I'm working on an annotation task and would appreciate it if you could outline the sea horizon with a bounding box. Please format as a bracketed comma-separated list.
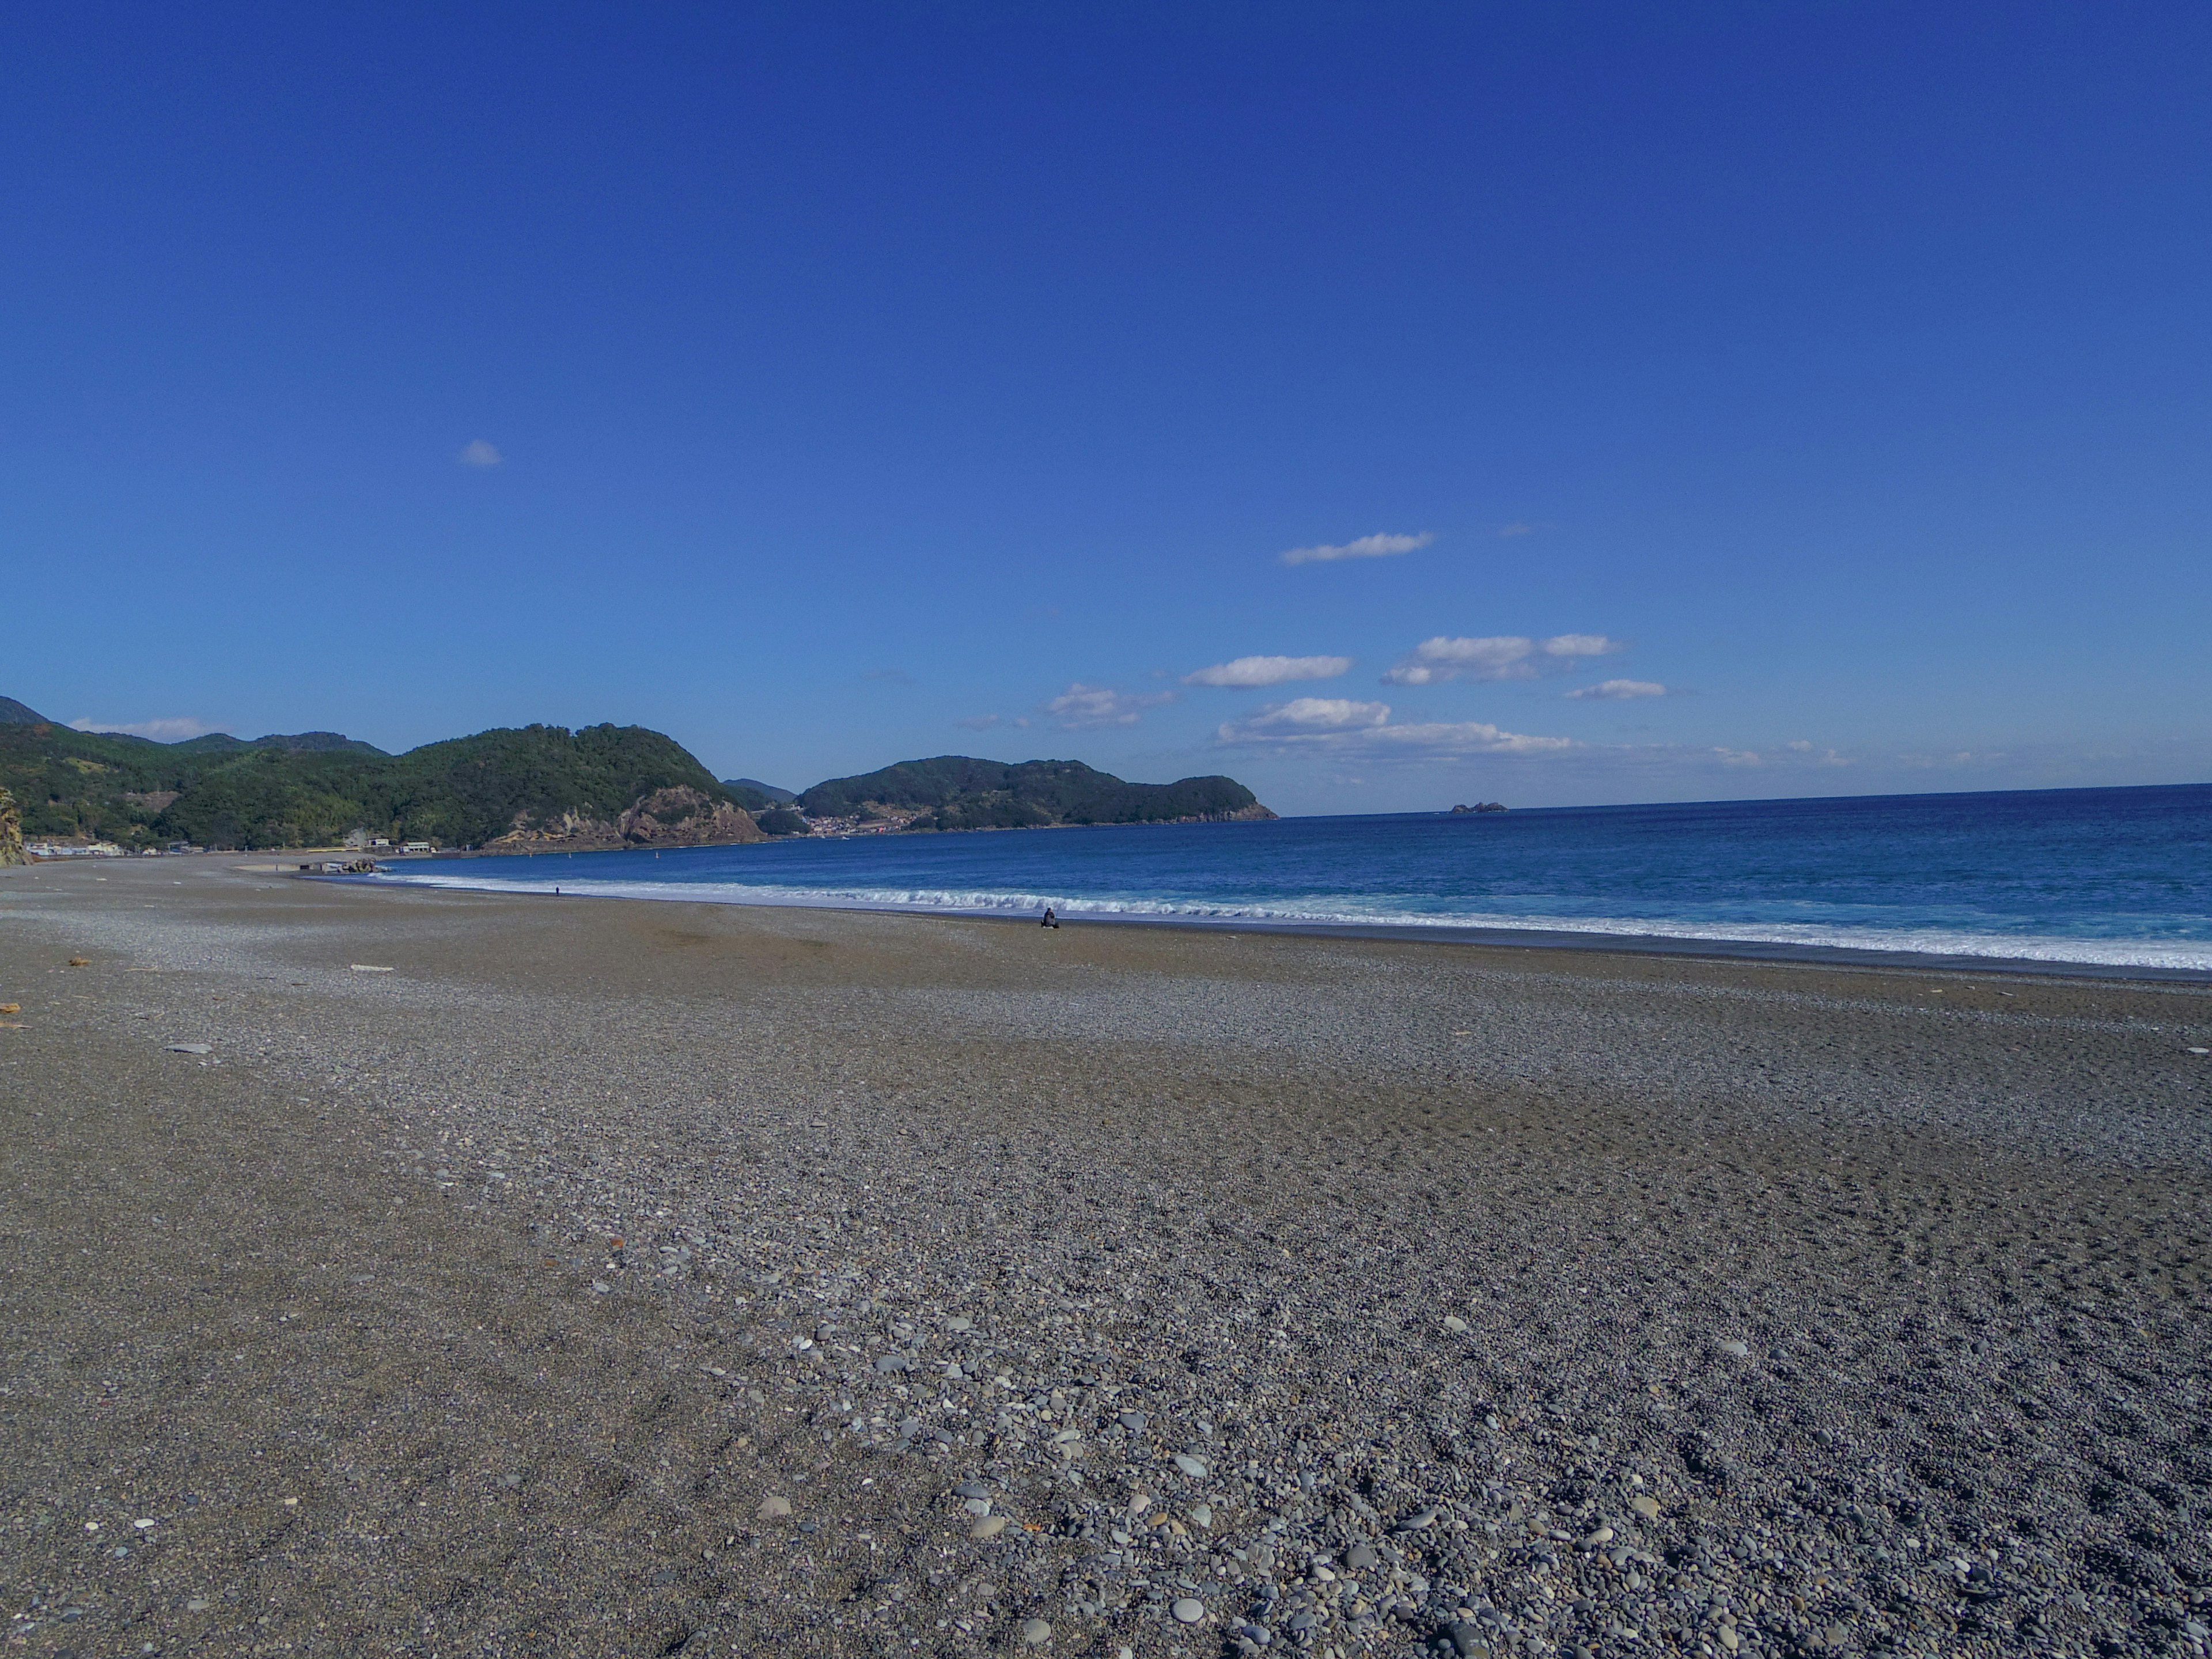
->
[362, 777, 2212, 976]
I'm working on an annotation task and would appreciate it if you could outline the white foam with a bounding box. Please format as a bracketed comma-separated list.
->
[359, 869, 2212, 972]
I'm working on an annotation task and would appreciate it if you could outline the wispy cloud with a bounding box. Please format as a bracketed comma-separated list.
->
[457, 439, 503, 468]
[1044, 683, 1177, 729]
[1382, 636, 1533, 685]
[1383, 633, 1622, 685]
[1786, 739, 1851, 766]
[1565, 679, 1666, 700]
[1222, 698, 1391, 736]
[1498, 521, 1539, 537]
[1279, 531, 1433, 567]
[70, 716, 225, 741]
[954, 714, 1002, 731]
[1542, 634, 1618, 658]
[1217, 698, 1574, 757]
[1182, 654, 1353, 688]
[1713, 747, 1763, 767]
[863, 668, 915, 685]
[1899, 749, 1999, 770]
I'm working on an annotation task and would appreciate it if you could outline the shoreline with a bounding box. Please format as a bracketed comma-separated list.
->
[335, 869, 2212, 985]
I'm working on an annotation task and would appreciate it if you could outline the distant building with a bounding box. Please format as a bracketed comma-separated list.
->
[401, 840, 434, 853]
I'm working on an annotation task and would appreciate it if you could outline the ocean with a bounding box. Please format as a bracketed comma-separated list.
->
[366, 781, 2212, 974]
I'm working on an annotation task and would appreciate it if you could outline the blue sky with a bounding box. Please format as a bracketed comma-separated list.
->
[5, 3, 2207, 814]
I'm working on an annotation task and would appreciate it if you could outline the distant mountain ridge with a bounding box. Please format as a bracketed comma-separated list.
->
[171, 730, 389, 756]
[719, 777, 798, 811]
[0, 712, 762, 853]
[798, 755, 1273, 831]
[0, 694, 1273, 853]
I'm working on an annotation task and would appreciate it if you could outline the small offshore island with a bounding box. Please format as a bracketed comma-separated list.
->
[0, 696, 1271, 857]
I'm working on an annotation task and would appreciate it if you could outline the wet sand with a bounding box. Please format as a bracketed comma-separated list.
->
[2, 857, 2208, 1658]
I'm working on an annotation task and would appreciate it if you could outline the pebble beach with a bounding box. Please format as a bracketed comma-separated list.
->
[3, 856, 2210, 1658]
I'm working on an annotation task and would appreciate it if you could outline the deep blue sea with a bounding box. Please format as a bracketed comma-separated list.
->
[369, 782, 2212, 972]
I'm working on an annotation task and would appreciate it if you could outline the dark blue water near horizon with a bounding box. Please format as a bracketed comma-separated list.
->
[371, 781, 2212, 972]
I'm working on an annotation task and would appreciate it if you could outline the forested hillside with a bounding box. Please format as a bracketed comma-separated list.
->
[0, 717, 762, 852]
[798, 756, 1272, 830]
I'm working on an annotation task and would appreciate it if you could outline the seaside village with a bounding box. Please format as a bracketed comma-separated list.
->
[19, 831, 437, 861]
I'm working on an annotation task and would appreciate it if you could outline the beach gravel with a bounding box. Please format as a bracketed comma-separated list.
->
[1, 855, 2209, 1657]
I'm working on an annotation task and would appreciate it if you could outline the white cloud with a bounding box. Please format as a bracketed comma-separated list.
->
[1217, 698, 1574, 756]
[954, 714, 1002, 730]
[1565, 679, 1666, 700]
[1044, 683, 1177, 729]
[1542, 634, 1620, 658]
[1222, 698, 1392, 737]
[1713, 747, 1763, 767]
[1383, 632, 1623, 684]
[1182, 654, 1353, 688]
[457, 439, 503, 468]
[1279, 531, 1433, 567]
[1366, 721, 1577, 755]
[1382, 635, 1535, 685]
[70, 716, 225, 741]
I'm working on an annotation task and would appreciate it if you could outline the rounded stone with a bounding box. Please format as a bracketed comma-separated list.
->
[1171, 1597, 1205, 1623]
[1019, 1616, 1052, 1645]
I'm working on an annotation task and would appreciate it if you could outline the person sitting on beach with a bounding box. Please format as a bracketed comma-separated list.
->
[1041, 906, 1059, 929]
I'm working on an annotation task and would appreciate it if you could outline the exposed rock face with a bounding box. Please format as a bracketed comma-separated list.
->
[618, 786, 767, 847]
[485, 787, 766, 854]
[0, 786, 22, 865]
[1195, 801, 1278, 823]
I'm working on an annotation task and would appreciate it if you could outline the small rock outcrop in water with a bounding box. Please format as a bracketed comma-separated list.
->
[1450, 801, 1508, 814]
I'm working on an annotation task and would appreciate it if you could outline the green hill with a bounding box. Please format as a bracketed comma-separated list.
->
[0, 713, 761, 853]
[797, 756, 1273, 831]
[0, 697, 52, 724]
[168, 730, 387, 756]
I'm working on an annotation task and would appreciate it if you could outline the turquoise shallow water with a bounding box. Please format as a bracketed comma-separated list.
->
[368, 782, 2212, 972]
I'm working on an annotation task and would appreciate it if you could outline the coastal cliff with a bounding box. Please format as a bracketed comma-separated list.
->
[484, 785, 765, 853]
[0, 786, 24, 866]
